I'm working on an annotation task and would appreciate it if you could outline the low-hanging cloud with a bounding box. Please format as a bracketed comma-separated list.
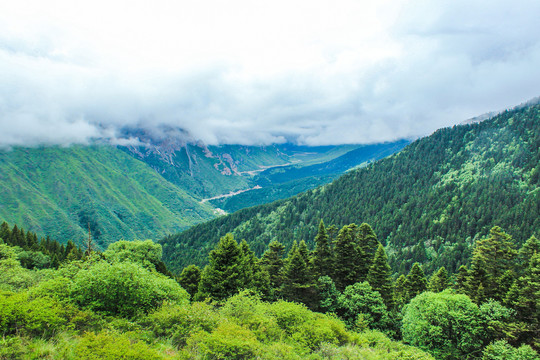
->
[1, 0, 539, 148]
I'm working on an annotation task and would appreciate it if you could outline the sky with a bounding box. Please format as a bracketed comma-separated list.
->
[1, 0, 539, 147]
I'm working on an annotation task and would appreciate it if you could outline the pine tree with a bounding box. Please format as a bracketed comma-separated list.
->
[466, 226, 517, 303]
[367, 243, 394, 309]
[428, 267, 451, 293]
[196, 233, 244, 301]
[281, 240, 316, 307]
[261, 240, 285, 298]
[454, 265, 469, 294]
[311, 220, 333, 279]
[333, 224, 361, 291]
[517, 235, 540, 275]
[358, 223, 379, 260]
[239, 239, 269, 297]
[404, 262, 427, 302]
[0, 222, 10, 241]
[394, 274, 407, 307]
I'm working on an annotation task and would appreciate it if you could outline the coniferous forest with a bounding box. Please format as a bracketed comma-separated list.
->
[0, 103, 539, 360]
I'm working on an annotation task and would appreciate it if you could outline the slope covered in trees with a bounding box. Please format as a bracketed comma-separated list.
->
[0, 145, 215, 249]
[161, 103, 540, 273]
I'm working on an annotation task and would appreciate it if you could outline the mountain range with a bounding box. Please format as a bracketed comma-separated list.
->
[0, 134, 406, 248]
[160, 103, 540, 275]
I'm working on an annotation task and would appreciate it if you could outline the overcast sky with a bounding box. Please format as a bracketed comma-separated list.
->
[1, 0, 539, 147]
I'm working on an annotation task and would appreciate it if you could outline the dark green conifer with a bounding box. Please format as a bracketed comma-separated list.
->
[428, 266, 451, 293]
[357, 223, 378, 280]
[196, 233, 244, 301]
[261, 240, 285, 297]
[466, 226, 517, 303]
[404, 262, 427, 302]
[366, 243, 394, 309]
[454, 265, 469, 294]
[333, 224, 361, 291]
[0, 222, 10, 241]
[311, 220, 333, 279]
[281, 240, 316, 307]
[394, 274, 407, 307]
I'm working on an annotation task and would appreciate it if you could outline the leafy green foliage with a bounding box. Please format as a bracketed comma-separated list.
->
[71, 260, 189, 317]
[75, 331, 162, 360]
[482, 340, 538, 360]
[402, 291, 485, 360]
[337, 282, 391, 332]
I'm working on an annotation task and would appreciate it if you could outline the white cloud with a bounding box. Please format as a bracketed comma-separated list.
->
[0, 0, 539, 147]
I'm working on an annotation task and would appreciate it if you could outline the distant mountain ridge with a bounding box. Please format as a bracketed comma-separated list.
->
[0, 135, 407, 247]
[160, 103, 540, 274]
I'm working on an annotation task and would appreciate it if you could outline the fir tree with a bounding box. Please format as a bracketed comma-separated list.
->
[196, 233, 245, 301]
[404, 262, 427, 302]
[505, 252, 540, 345]
[333, 224, 361, 291]
[311, 220, 333, 279]
[454, 265, 469, 294]
[517, 235, 540, 275]
[261, 240, 285, 298]
[281, 240, 316, 307]
[428, 266, 451, 293]
[394, 274, 407, 307]
[466, 226, 517, 303]
[358, 223, 379, 264]
[239, 239, 270, 297]
[366, 243, 394, 309]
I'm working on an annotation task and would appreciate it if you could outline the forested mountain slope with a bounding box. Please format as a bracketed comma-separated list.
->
[0, 145, 215, 248]
[161, 104, 540, 273]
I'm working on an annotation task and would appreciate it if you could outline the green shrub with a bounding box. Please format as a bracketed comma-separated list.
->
[141, 302, 220, 347]
[482, 340, 539, 360]
[0, 291, 67, 337]
[402, 291, 484, 360]
[75, 331, 162, 360]
[184, 322, 261, 360]
[70, 261, 188, 318]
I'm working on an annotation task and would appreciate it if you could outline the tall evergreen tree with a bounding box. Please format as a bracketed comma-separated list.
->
[358, 223, 379, 265]
[333, 224, 362, 291]
[505, 252, 540, 347]
[466, 226, 517, 303]
[196, 233, 245, 301]
[394, 274, 407, 307]
[0, 222, 10, 241]
[239, 239, 270, 297]
[311, 220, 333, 279]
[366, 243, 394, 309]
[281, 240, 316, 307]
[454, 265, 469, 294]
[261, 240, 285, 299]
[517, 235, 540, 275]
[428, 266, 451, 293]
[404, 262, 427, 302]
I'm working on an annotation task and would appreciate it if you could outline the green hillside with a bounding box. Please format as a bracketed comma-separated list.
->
[161, 104, 540, 274]
[0, 145, 215, 248]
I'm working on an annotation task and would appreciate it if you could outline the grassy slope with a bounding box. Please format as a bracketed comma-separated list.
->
[0, 145, 215, 248]
[161, 104, 540, 273]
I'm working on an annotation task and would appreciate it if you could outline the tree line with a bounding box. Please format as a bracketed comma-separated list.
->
[177, 221, 539, 359]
